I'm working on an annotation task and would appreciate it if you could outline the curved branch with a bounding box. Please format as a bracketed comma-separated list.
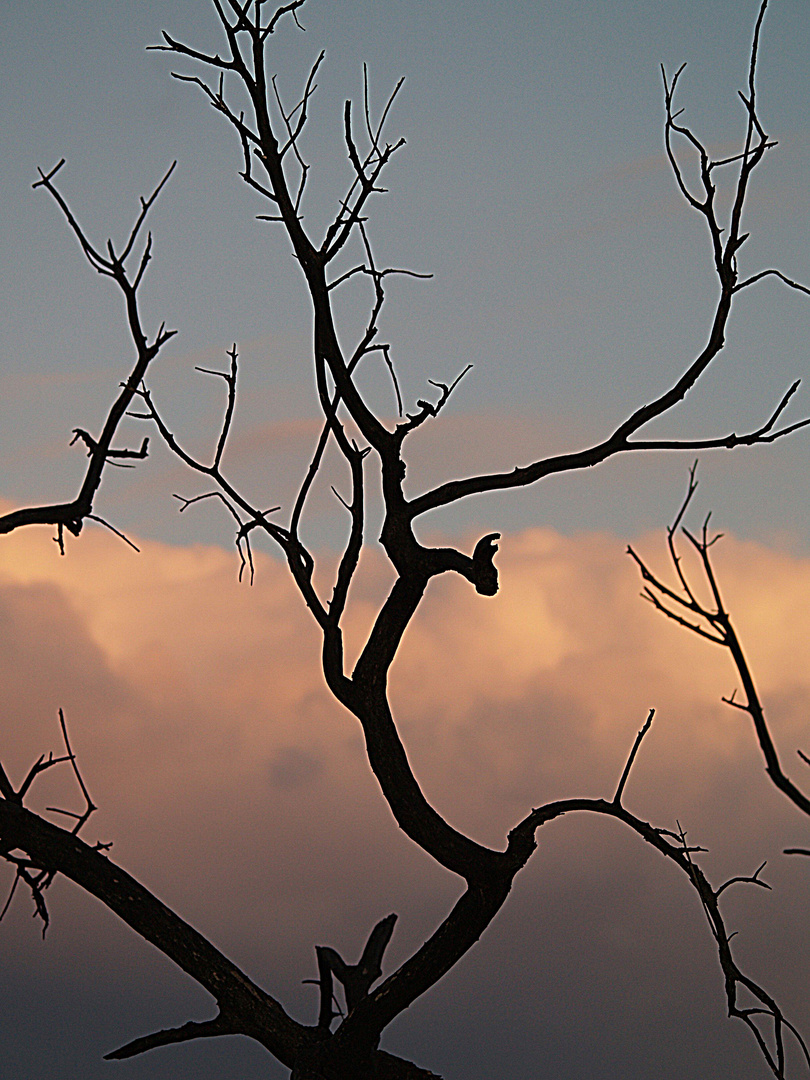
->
[338, 758, 806, 1077]
[505, 797, 808, 1079]
[105, 1014, 235, 1061]
[337, 577, 505, 880]
[407, 0, 806, 524]
[733, 267, 810, 296]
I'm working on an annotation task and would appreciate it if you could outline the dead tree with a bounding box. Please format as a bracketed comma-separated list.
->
[1, 1, 809, 1077]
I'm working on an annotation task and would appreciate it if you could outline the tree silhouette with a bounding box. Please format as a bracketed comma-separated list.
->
[1, 1, 809, 1077]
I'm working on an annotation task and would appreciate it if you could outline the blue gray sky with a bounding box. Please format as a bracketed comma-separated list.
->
[1, 2, 809, 1079]
[1, 0, 809, 548]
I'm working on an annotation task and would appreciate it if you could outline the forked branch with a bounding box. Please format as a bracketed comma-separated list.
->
[630, 466, 810, 819]
[406, 0, 807, 523]
[0, 163, 176, 547]
[311, 913, 398, 1029]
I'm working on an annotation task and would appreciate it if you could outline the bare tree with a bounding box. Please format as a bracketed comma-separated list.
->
[1, 1, 809, 1078]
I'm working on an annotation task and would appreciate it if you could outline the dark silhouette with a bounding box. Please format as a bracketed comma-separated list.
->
[1, 2, 809, 1077]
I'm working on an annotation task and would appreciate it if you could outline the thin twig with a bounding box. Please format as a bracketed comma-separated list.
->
[613, 709, 655, 805]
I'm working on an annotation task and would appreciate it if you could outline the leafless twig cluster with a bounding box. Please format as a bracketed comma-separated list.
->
[629, 462, 810, 823]
[0, 711, 102, 935]
[0, 161, 177, 552]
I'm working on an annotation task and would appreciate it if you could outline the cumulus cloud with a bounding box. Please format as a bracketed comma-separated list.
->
[1, 516, 810, 1077]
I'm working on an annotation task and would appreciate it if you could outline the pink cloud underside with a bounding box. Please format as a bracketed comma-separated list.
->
[1, 512, 809, 1053]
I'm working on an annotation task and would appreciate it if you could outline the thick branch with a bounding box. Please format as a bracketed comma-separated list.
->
[339, 596, 505, 880]
[0, 799, 308, 1066]
[314, 912, 397, 1027]
[338, 878, 513, 1051]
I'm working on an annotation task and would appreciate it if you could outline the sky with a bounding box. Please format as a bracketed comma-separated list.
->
[0, 0, 809, 1078]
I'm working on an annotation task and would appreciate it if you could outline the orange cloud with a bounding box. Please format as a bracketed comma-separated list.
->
[2, 515, 810, 1070]
[0, 515, 806, 854]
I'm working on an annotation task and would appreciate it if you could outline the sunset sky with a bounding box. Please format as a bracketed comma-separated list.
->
[1, 1, 809, 1078]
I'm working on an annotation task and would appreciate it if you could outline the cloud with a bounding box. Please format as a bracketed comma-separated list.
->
[1, 515, 810, 1076]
